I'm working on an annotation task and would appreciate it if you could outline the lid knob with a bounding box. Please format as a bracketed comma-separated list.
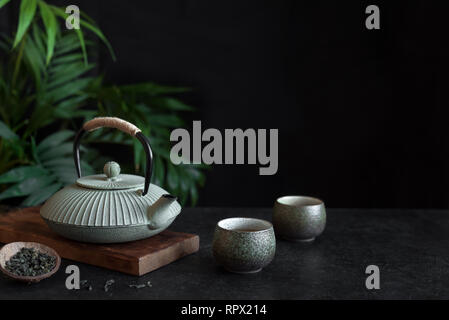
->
[104, 161, 121, 179]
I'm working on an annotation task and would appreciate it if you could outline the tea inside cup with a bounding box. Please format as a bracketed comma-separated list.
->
[218, 217, 273, 233]
[276, 195, 323, 208]
[273, 195, 326, 242]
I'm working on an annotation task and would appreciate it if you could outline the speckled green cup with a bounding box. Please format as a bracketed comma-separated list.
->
[212, 218, 276, 274]
[273, 196, 326, 242]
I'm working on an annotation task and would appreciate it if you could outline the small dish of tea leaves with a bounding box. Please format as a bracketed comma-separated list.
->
[0, 242, 61, 283]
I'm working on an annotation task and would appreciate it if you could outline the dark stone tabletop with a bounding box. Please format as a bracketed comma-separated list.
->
[0, 207, 448, 299]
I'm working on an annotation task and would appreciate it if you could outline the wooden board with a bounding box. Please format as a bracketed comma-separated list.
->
[0, 207, 199, 276]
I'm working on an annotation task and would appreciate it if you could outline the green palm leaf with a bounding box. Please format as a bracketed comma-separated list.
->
[0, 166, 47, 184]
[0, 0, 11, 10]
[36, 130, 73, 153]
[38, 1, 58, 64]
[22, 182, 62, 206]
[74, 28, 87, 65]
[0, 130, 93, 206]
[0, 175, 55, 201]
[13, 0, 37, 48]
[0, 120, 18, 140]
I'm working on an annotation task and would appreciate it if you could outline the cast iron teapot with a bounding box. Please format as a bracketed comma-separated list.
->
[40, 117, 181, 243]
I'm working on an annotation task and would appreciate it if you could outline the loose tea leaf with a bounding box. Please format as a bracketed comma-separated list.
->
[5, 247, 56, 277]
[129, 280, 152, 289]
[80, 280, 92, 291]
[104, 279, 115, 292]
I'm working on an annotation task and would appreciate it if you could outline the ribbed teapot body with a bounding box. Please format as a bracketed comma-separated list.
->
[40, 183, 181, 227]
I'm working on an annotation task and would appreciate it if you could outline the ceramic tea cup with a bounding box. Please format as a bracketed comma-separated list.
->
[273, 196, 326, 242]
[212, 218, 276, 274]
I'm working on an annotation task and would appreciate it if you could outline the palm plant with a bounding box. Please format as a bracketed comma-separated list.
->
[0, 0, 207, 206]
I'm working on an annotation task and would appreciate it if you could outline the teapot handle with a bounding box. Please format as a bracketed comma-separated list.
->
[73, 117, 153, 196]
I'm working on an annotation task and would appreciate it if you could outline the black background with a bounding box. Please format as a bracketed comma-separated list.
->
[2, 0, 449, 208]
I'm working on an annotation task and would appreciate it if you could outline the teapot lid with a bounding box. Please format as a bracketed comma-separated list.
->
[76, 161, 144, 190]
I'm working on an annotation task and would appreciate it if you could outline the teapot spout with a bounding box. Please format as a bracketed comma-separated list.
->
[147, 194, 178, 230]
